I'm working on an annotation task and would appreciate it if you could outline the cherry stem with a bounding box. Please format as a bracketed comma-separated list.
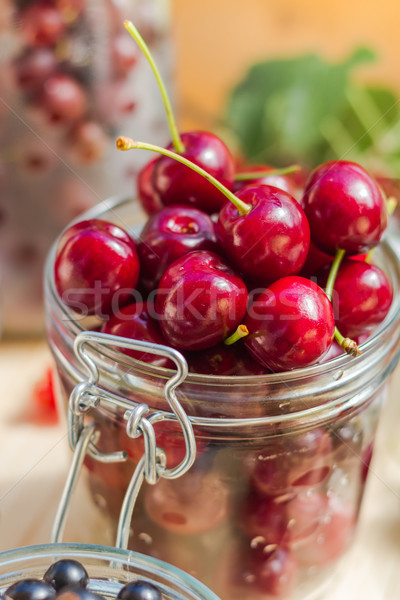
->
[235, 164, 301, 181]
[124, 20, 185, 155]
[324, 248, 360, 356]
[224, 325, 249, 346]
[116, 137, 252, 215]
[335, 328, 361, 357]
[325, 249, 345, 302]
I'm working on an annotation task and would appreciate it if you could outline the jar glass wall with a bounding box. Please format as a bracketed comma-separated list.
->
[0, 543, 220, 600]
[44, 197, 400, 600]
[0, 0, 171, 335]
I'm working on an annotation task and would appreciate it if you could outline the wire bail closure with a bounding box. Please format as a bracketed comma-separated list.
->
[51, 330, 196, 549]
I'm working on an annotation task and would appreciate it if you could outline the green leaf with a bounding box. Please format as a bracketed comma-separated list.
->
[226, 47, 380, 167]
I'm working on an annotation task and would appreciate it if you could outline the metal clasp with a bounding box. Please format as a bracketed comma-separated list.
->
[51, 330, 196, 548]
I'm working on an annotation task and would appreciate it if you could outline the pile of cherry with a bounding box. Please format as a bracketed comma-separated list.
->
[12, 0, 139, 165]
[3, 558, 162, 600]
[54, 20, 393, 375]
[54, 153, 393, 374]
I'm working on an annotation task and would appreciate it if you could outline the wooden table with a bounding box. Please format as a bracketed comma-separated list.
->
[1, 339, 400, 598]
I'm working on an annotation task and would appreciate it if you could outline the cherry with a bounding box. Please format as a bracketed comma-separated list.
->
[19, 1, 66, 47]
[248, 428, 332, 496]
[111, 33, 139, 78]
[137, 158, 162, 215]
[117, 140, 310, 287]
[123, 21, 235, 214]
[285, 490, 328, 544]
[137, 205, 218, 292]
[241, 491, 288, 544]
[14, 49, 57, 91]
[154, 250, 248, 351]
[246, 546, 298, 598]
[244, 276, 335, 371]
[69, 121, 108, 165]
[54, 219, 140, 317]
[216, 184, 310, 286]
[43, 560, 88, 591]
[4, 580, 56, 600]
[300, 240, 333, 278]
[121, 420, 206, 470]
[187, 342, 267, 376]
[152, 130, 235, 214]
[101, 302, 174, 368]
[56, 0, 84, 23]
[117, 581, 161, 600]
[293, 502, 355, 566]
[144, 468, 229, 534]
[318, 258, 393, 339]
[226, 542, 298, 599]
[233, 164, 299, 198]
[302, 160, 388, 255]
[39, 74, 87, 124]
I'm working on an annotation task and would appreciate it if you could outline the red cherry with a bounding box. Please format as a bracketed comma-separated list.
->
[55, 219, 140, 317]
[144, 468, 229, 534]
[226, 542, 298, 599]
[187, 343, 267, 376]
[19, 1, 66, 47]
[39, 74, 87, 124]
[244, 277, 335, 371]
[303, 160, 388, 255]
[14, 48, 57, 91]
[216, 185, 310, 286]
[300, 240, 333, 278]
[155, 251, 248, 351]
[233, 164, 298, 199]
[120, 420, 206, 470]
[138, 205, 218, 292]
[137, 159, 162, 215]
[152, 131, 235, 214]
[241, 492, 288, 545]
[286, 490, 328, 544]
[101, 302, 174, 368]
[293, 502, 356, 566]
[318, 259, 393, 338]
[68, 121, 108, 165]
[248, 429, 332, 497]
[111, 33, 139, 78]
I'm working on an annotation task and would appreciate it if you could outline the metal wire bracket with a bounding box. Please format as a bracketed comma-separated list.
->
[51, 330, 196, 548]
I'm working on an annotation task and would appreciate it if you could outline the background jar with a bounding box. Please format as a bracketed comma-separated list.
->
[45, 197, 400, 600]
[0, 0, 171, 336]
[0, 543, 220, 600]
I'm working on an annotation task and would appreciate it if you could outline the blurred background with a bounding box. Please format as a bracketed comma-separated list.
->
[1, 0, 400, 337]
[172, 0, 400, 132]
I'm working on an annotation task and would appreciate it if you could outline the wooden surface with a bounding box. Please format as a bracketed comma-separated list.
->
[1, 339, 400, 598]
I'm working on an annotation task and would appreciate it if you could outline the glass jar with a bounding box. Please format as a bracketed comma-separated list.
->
[44, 196, 400, 600]
[0, 0, 171, 335]
[0, 543, 220, 600]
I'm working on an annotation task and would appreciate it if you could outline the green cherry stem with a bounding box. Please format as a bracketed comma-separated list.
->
[324, 248, 361, 356]
[117, 137, 252, 215]
[124, 20, 185, 154]
[335, 327, 361, 357]
[235, 164, 301, 182]
[325, 248, 346, 302]
[224, 325, 249, 346]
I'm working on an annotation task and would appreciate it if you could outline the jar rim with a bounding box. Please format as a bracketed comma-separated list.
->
[44, 194, 400, 386]
[0, 543, 220, 600]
